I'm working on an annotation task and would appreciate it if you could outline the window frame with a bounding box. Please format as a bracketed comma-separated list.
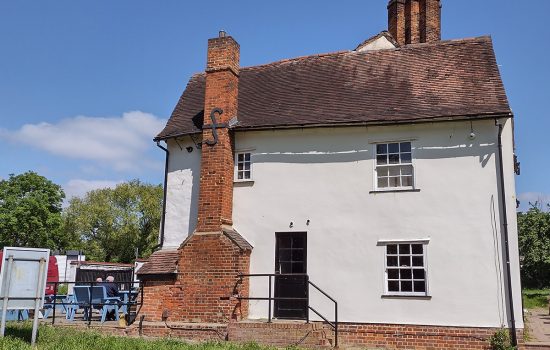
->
[379, 239, 430, 297]
[373, 140, 416, 191]
[234, 149, 254, 182]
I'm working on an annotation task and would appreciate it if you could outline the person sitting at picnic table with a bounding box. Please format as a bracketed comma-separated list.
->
[104, 276, 118, 297]
[103, 276, 119, 320]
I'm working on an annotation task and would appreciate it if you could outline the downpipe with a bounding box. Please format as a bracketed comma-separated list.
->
[496, 120, 517, 346]
[154, 141, 169, 251]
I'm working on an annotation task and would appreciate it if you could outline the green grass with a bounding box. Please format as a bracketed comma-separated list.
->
[0, 322, 292, 350]
[522, 289, 550, 309]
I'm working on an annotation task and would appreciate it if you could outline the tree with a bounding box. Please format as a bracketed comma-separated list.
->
[0, 171, 72, 250]
[63, 180, 162, 263]
[517, 203, 550, 288]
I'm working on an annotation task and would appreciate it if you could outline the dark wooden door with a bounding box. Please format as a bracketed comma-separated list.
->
[274, 232, 307, 319]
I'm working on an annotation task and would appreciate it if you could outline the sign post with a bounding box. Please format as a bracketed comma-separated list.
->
[0, 247, 50, 346]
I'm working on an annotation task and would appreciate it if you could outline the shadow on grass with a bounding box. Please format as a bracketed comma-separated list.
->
[4, 322, 33, 343]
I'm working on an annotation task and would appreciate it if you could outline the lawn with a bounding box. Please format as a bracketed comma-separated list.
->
[0, 323, 288, 350]
[522, 289, 550, 309]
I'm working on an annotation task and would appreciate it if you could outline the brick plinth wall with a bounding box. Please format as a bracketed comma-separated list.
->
[139, 233, 250, 323]
[338, 323, 524, 350]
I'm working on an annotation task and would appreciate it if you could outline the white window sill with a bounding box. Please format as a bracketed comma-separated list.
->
[234, 180, 255, 185]
[370, 188, 420, 194]
[381, 294, 432, 300]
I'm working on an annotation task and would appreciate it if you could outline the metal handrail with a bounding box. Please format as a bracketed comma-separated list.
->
[237, 273, 338, 348]
[45, 280, 144, 326]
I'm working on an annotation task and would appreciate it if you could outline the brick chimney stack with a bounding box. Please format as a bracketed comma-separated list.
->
[388, 0, 441, 46]
[196, 31, 240, 232]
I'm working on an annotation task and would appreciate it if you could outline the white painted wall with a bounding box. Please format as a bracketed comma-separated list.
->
[162, 137, 201, 249]
[163, 119, 522, 329]
[232, 119, 522, 328]
[356, 35, 396, 52]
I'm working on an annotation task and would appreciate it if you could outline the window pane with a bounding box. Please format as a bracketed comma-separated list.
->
[388, 269, 399, 279]
[389, 167, 400, 176]
[413, 269, 425, 279]
[414, 281, 426, 293]
[238, 163, 243, 171]
[245, 153, 251, 161]
[399, 245, 410, 254]
[399, 256, 411, 267]
[291, 263, 304, 273]
[292, 249, 304, 261]
[377, 154, 388, 165]
[377, 167, 389, 176]
[279, 249, 291, 261]
[244, 171, 251, 179]
[388, 143, 399, 153]
[401, 165, 413, 176]
[400, 142, 411, 152]
[411, 244, 423, 254]
[377, 144, 387, 154]
[401, 281, 413, 292]
[401, 153, 412, 163]
[388, 177, 400, 187]
[245, 163, 251, 170]
[412, 256, 424, 267]
[388, 281, 399, 292]
[279, 237, 291, 248]
[279, 262, 292, 274]
[389, 154, 400, 164]
[378, 177, 388, 188]
[238, 172, 243, 180]
[387, 256, 398, 267]
[400, 269, 412, 279]
[387, 245, 397, 255]
[238, 154, 244, 161]
[402, 176, 413, 187]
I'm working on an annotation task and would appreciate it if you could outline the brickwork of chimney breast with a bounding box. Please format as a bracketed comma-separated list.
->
[389, 0, 441, 46]
[196, 35, 240, 232]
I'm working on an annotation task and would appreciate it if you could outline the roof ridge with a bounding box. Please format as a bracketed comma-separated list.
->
[240, 50, 351, 71]
[186, 36, 491, 77]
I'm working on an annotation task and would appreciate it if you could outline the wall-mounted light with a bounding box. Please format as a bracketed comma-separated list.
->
[289, 222, 294, 228]
[186, 146, 194, 153]
[306, 220, 310, 226]
[469, 121, 476, 140]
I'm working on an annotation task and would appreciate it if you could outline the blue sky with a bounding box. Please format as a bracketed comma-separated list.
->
[0, 0, 548, 209]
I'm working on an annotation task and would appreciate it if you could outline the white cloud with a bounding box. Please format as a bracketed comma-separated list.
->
[0, 111, 166, 171]
[63, 179, 122, 201]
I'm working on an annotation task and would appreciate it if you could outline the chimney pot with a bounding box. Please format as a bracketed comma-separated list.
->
[219, 30, 226, 38]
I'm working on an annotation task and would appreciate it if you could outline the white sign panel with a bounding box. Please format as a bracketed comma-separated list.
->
[0, 247, 50, 310]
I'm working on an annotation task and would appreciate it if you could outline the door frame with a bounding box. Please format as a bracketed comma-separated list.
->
[273, 231, 308, 319]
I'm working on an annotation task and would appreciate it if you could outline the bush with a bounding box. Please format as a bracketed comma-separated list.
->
[489, 329, 515, 350]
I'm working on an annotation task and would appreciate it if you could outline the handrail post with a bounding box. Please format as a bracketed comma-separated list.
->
[306, 275, 309, 324]
[335, 301, 338, 348]
[52, 282, 57, 325]
[268, 275, 272, 323]
[88, 281, 93, 325]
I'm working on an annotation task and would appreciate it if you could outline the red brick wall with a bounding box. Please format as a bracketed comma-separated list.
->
[338, 323, 523, 350]
[389, 0, 441, 45]
[139, 233, 250, 323]
[196, 34, 239, 232]
[388, 0, 406, 46]
[420, 0, 441, 43]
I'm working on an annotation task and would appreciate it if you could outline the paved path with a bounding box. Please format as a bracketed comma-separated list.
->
[526, 308, 550, 345]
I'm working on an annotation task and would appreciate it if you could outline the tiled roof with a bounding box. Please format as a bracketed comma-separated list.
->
[136, 249, 178, 276]
[155, 36, 511, 141]
[222, 227, 253, 251]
